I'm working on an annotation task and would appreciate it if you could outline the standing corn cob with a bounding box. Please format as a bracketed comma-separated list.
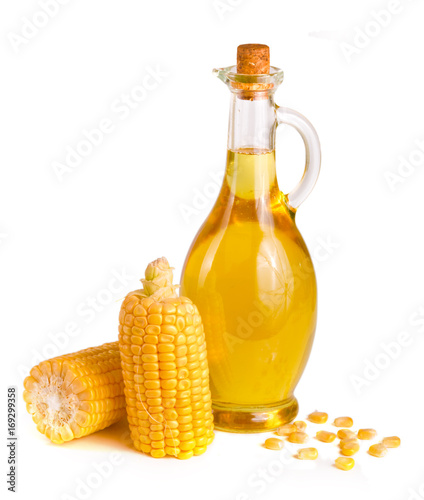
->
[23, 342, 126, 444]
[118, 257, 214, 459]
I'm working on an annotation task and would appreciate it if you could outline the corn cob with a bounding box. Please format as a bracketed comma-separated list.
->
[23, 342, 126, 444]
[118, 257, 214, 459]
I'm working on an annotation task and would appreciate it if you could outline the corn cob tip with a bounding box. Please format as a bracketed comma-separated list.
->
[141, 257, 178, 301]
[145, 257, 173, 280]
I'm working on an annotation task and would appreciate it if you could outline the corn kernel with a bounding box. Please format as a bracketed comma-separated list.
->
[194, 445, 207, 456]
[340, 439, 360, 456]
[296, 447, 318, 460]
[288, 432, 309, 444]
[276, 424, 297, 436]
[307, 411, 328, 424]
[265, 438, 284, 450]
[334, 416, 353, 428]
[180, 439, 196, 451]
[294, 421, 307, 432]
[339, 437, 358, 447]
[316, 430, 336, 443]
[368, 443, 387, 457]
[357, 428, 377, 440]
[337, 429, 356, 440]
[335, 457, 355, 471]
[382, 436, 401, 448]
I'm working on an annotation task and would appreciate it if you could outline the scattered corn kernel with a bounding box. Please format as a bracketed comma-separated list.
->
[307, 411, 328, 424]
[340, 439, 360, 456]
[294, 421, 307, 432]
[335, 457, 355, 471]
[337, 429, 356, 440]
[357, 428, 377, 440]
[288, 431, 309, 444]
[368, 443, 387, 457]
[276, 424, 297, 436]
[339, 437, 358, 447]
[265, 438, 284, 450]
[316, 430, 336, 443]
[297, 447, 318, 460]
[334, 416, 353, 428]
[382, 436, 401, 448]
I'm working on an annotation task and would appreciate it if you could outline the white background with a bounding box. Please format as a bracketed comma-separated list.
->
[1, 0, 424, 499]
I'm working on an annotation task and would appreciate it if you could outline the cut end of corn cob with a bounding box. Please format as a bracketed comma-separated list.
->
[23, 342, 126, 444]
[119, 257, 214, 459]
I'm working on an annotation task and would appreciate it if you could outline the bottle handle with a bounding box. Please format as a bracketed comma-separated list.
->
[275, 105, 321, 211]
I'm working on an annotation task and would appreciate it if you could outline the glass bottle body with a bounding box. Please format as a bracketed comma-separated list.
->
[181, 66, 320, 432]
[181, 149, 317, 431]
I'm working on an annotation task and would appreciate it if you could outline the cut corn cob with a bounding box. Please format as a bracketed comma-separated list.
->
[23, 342, 126, 444]
[118, 257, 214, 459]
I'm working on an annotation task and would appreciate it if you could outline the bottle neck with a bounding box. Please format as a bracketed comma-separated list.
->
[227, 92, 276, 152]
[225, 92, 279, 201]
[225, 149, 278, 201]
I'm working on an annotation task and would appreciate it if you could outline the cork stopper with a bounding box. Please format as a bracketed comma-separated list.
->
[237, 44, 270, 75]
[230, 44, 272, 99]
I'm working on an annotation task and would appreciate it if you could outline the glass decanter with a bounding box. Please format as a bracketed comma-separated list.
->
[180, 44, 321, 432]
